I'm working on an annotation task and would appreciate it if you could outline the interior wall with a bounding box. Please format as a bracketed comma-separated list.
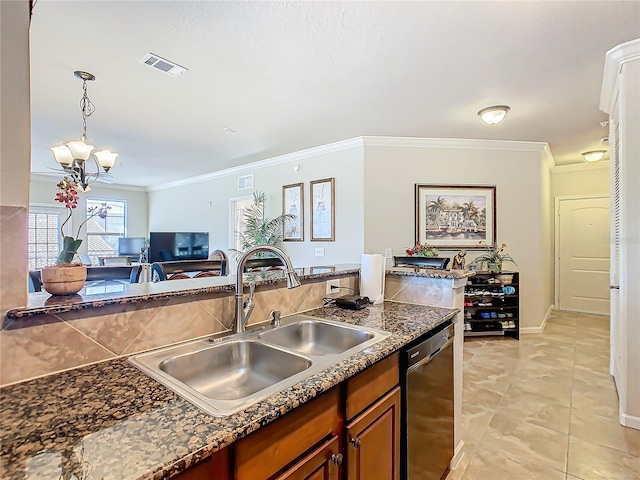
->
[363, 142, 552, 330]
[148, 146, 365, 267]
[29, 179, 149, 255]
[0, 0, 31, 315]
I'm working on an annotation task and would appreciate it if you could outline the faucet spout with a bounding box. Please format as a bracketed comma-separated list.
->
[233, 245, 300, 333]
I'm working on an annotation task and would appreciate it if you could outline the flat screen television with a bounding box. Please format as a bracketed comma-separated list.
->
[118, 237, 147, 257]
[148, 232, 209, 263]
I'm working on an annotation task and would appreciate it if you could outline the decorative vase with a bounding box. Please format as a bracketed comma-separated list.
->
[487, 262, 502, 273]
[41, 265, 87, 295]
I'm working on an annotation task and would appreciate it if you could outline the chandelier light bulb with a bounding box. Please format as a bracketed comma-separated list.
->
[478, 105, 511, 125]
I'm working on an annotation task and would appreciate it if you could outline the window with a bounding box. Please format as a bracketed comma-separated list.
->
[28, 210, 61, 270]
[86, 198, 126, 264]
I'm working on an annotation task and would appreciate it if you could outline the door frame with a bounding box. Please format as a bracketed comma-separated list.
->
[554, 194, 610, 311]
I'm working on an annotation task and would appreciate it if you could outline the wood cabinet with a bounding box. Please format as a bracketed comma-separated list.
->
[178, 352, 400, 480]
[345, 387, 400, 480]
[463, 271, 519, 340]
[274, 436, 342, 480]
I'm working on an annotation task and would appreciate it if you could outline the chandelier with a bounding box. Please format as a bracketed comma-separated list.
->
[50, 71, 118, 191]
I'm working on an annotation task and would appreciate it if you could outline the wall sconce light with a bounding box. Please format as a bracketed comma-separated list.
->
[478, 105, 511, 125]
[582, 150, 607, 162]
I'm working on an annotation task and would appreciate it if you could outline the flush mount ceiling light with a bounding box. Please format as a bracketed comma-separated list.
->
[50, 71, 118, 191]
[478, 105, 511, 125]
[582, 150, 607, 162]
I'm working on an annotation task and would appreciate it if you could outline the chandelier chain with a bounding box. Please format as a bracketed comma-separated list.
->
[79, 79, 95, 139]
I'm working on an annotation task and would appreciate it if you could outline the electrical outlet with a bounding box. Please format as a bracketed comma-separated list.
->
[326, 279, 340, 294]
[315, 247, 325, 257]
[384, 248, 392, 258]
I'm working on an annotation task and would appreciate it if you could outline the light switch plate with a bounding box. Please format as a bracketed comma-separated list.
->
[315, 248, 325, 257]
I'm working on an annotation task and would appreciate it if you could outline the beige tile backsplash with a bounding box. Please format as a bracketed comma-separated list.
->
[0, 275, 357, 387]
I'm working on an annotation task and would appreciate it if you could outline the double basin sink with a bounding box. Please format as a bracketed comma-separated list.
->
[129, 315, 390, 416]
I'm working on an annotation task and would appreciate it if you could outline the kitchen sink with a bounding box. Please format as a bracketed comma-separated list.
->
[158, 340, 312, 400]
[129, 315, 390, 417]
[258, 319, 374, 356]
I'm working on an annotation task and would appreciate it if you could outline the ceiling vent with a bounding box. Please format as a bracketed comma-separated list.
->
[238, 174, 254, 190]
[139, 53, 188, 77]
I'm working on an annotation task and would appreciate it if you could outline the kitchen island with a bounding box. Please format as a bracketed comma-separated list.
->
[0, 301, 457, 480]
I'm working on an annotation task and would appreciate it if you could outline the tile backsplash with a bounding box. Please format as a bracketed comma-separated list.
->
[0, 275, 357, 387]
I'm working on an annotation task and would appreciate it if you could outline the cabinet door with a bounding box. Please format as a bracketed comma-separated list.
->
[274, 435, 342, 480]
[345, 387, 400, 480]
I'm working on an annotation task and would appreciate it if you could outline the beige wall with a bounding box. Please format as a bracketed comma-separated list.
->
[30, 178, 149, 255]
[363, 142, 553, 330]
[0, 0, 31, 315]
[148, 146, 365, 267]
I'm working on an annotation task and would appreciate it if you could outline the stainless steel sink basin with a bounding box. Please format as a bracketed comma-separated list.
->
[129, 315, 390, 417]
[158, 340, 311, 400]
[258, 319, 374, 355]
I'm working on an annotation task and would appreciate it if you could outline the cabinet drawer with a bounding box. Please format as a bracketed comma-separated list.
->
[345, 353, 399, 420]
[235, 387, 341, 480]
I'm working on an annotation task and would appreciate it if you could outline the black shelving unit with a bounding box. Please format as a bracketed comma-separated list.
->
[463, 271, 519, 340]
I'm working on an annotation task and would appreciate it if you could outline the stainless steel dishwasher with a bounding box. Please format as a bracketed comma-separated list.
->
[401, 321, 455, 480]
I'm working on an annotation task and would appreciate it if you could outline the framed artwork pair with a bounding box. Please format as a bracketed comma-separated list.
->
[283, 178, 335, 242]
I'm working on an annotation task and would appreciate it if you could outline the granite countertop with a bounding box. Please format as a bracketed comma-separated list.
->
[386, 267, 475, 279]
[0, 301, 457, 480]
[7, 264, 361, 319]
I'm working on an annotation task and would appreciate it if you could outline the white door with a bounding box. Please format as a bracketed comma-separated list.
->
[557, 196, 610, 314]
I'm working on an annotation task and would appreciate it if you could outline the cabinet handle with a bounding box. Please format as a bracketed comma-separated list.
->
[350, 437, 361, 448]
[610, 285, 620, 290]
[330, 453, 343, 466]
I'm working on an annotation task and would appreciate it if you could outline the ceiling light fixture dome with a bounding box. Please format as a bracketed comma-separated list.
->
[478, 105, 511, 125]
[582, 150, 607, 162]
[50, 71, 118, 191]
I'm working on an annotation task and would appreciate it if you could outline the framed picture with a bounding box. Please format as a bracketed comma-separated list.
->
[282, 183, 304, 241]
[415, 184, 496, 249]
[310, 177, 335, 241]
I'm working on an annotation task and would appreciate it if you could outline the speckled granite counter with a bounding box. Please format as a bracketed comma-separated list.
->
[0, 301, 457, 480]
[386, 267, 475, 279]
[7, 264, 360, 319]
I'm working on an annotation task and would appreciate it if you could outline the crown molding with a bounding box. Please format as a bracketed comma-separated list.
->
[551, 160, 610, 174]
[600, 38, 640, 114]
[30, 173, 147, 192]
[148, 137, 365, 192]
[361, 135, 550, 153]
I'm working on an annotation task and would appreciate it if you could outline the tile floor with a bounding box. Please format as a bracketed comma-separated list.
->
[447, 310, 640, 480]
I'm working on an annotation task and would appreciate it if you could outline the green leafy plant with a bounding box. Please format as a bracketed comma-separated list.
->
[54, 177, 110, 265]
[230, 191, 296, 258]
[473, 240, 517, 270]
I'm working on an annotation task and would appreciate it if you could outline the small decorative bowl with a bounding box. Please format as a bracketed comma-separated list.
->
[497, 274, 514, 284]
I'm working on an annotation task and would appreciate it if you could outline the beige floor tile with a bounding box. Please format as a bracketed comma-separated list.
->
[570, 407, 640, 457]
[567, 436, 640, 480]
[460, 444, 566, 480]
[461, 404, 495, 451]
[498, 383, 572, 434]
[484, 412, 569, 472]
[463, 361, 514, 394]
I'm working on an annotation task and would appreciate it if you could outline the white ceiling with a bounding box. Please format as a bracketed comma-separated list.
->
[29, 1, 639, 188]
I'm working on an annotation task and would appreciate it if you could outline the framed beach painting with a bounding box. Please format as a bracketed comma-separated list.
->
[415, 184, 496, 249]
[310, 177, 335, 241]
[282, 183, 304, 241]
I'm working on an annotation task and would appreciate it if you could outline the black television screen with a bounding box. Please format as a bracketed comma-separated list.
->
[149, 232, 209, 263]
[118, 237, 146, 257]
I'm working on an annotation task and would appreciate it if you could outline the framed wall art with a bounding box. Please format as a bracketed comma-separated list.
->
[282, 183, 304, 241]
[310, 177, 335, 241]
[415, 184, 496, 249]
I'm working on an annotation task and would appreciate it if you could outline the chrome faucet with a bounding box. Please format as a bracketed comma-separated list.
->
[233, 245, 301, 333]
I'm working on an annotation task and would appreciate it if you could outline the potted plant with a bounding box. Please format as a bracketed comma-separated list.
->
[472, 240, 517, 272]
[405, 242, 439, 257]
[41, 177, 110, 295]
[230, 191, 295, 259]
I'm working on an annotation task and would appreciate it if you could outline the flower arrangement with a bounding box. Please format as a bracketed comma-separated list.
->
[406, 242, 439, 257]
[473, 240, 517, 271]
[54, 177, 110, 265]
